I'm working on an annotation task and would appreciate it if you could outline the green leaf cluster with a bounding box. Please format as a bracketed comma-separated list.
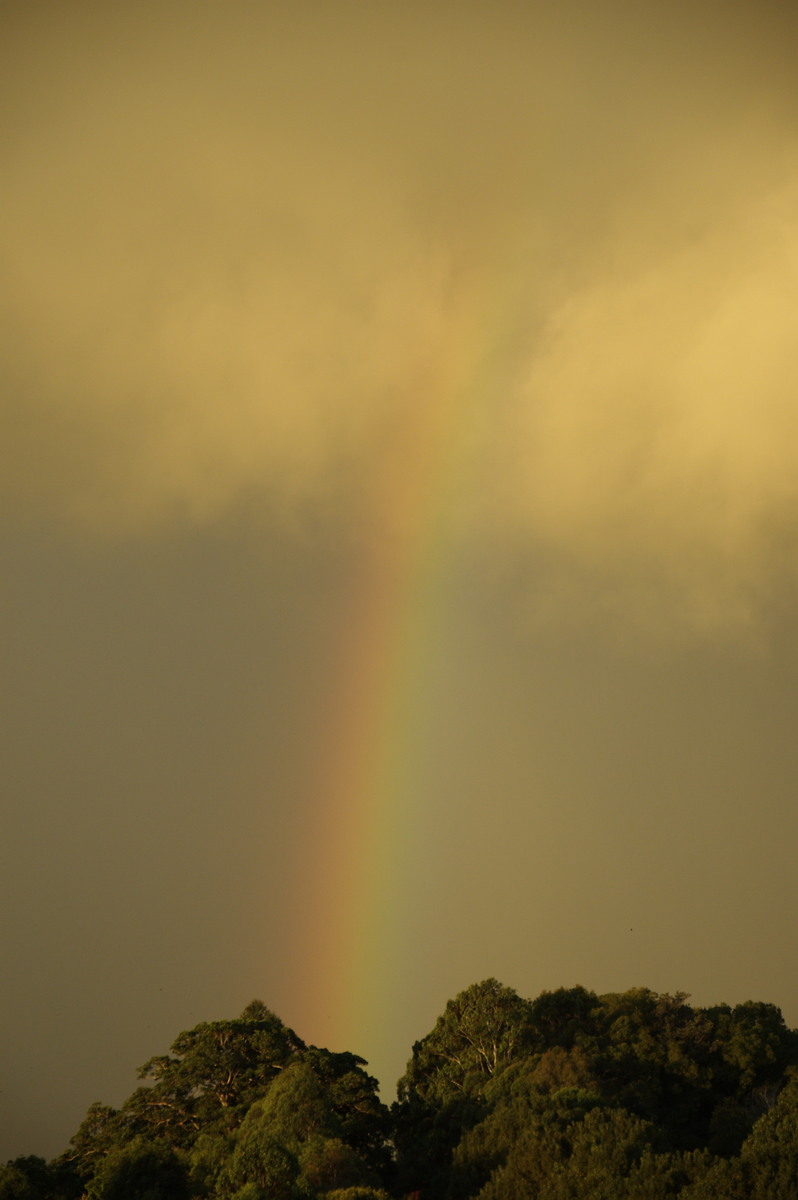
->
[5, 981, 798, 1200]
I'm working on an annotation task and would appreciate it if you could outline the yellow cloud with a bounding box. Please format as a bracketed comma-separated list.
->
[3, 0, 798, 631]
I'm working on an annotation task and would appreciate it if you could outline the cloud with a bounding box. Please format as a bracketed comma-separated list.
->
[0, 110, 454, 531]
[496, 159, 798, 632]
[2, 0, 798, 630]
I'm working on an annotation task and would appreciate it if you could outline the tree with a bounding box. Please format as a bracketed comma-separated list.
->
[61, 1003, 306, 1195]
[297, 1135, 375, 1194]
[62, 1103, 129, 1177]
[255, 1061, 333, 1148]
[323, 1191, 390, 1200]
[0, 1157, 80, 1200]
[393, 981, 534, 1199]
[697, 1080, 798, 1200]
[527, 987, 602, 1052]
[398, 980, 534, 1105]
[589, 989, 716, 1148]
[218, 1125, 298, 1200]
[85, 1138, 189, 1200]
[452, 1078, 603, 1200]
[297, 1048, 388, 1173]
[708, 1001, 798, 1095]
[185, 1126, 236, 1197]
[475, 1105, 699, 1200]
[136, 1003, 305, 1136]
[40, 981, 798, 1200]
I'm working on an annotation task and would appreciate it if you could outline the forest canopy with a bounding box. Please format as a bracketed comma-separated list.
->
[4, 981, 798, 1200]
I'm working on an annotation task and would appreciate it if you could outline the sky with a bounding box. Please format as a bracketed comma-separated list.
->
[3, 0, 798, 1162]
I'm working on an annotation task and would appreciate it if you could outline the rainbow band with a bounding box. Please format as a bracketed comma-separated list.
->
[294, 271, 498, 1066]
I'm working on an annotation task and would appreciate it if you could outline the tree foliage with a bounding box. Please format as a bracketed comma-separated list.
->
[17, 982, 798, 1200]
[398, 980, 534, 1106]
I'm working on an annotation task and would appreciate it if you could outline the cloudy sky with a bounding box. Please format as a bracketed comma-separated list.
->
[3, 0, 798, 1161]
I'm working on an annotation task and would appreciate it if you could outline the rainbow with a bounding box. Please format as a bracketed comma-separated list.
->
[284, 261, 511, 1078]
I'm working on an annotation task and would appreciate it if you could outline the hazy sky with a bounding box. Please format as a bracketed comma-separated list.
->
[3, 0, 798, 1162]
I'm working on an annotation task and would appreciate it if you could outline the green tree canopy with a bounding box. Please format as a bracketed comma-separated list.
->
[34, 981, 798, 1200]
[86, 1138, 189, 1200]
[398, 979, 534, 1105]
